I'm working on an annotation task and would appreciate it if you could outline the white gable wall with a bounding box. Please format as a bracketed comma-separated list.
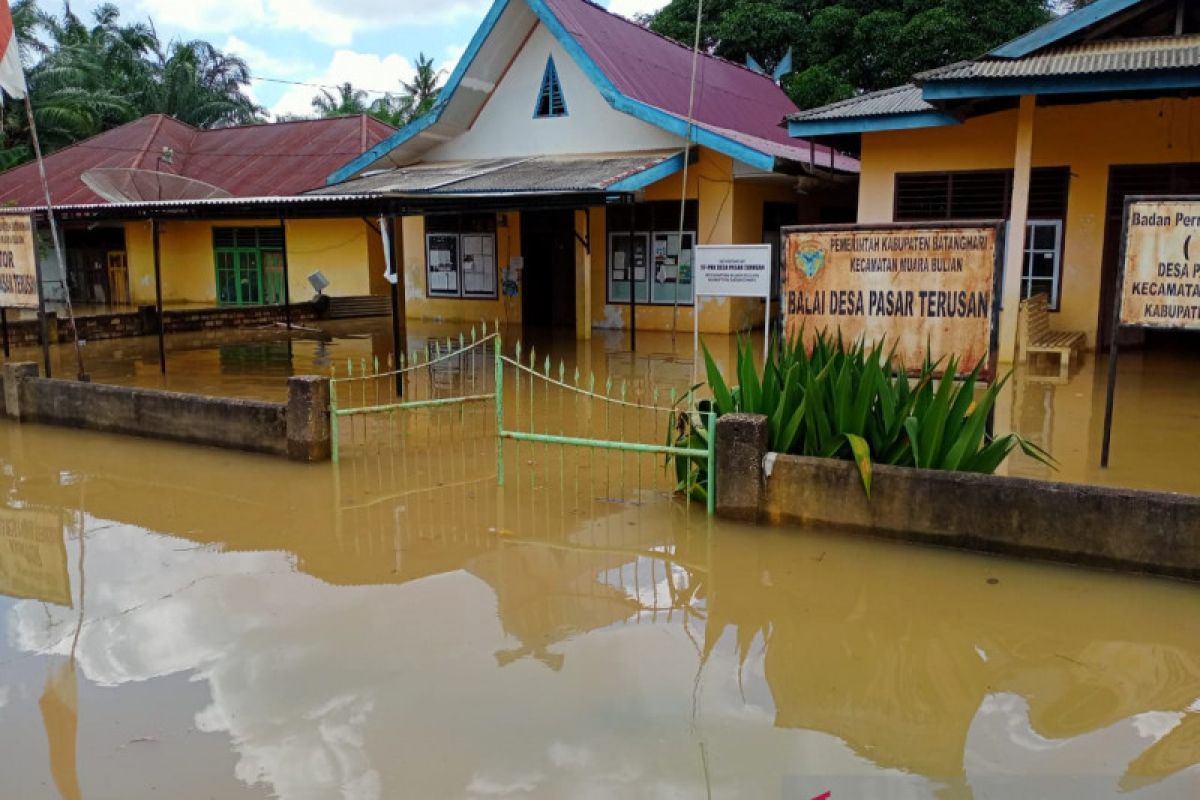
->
[426, 24, 679, 161]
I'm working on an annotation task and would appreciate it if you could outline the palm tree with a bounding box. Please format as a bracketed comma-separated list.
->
[140, 38, 262, 127]
[365, 53, 443, 128]
[311, 82, 369, 117]
[400, 53, 441, 121]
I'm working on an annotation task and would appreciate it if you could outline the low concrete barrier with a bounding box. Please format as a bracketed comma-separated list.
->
[2, 302, 318, 346]
[1, 362, 331, 462]
[715, 414, 1200, 581]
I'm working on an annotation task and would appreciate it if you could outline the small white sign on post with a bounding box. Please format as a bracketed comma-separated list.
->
[694, 244, 774, 367]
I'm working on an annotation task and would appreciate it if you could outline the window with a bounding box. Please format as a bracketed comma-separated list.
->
[1022, 220, 1062, 308]
[213, 226, 284, 306]
[894, 168, 1070, 310]
[894, 168, 1070, 222]
[607, 201, 697, 306]
[534, 56, 567, 118]
[425, 214, 497, 299]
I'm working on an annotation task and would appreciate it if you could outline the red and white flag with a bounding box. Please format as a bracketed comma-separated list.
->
[0, 0, 27, 100]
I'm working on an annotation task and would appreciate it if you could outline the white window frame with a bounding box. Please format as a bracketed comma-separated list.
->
[1022, 219, 1063, 310]
[425, 231, 497, 299]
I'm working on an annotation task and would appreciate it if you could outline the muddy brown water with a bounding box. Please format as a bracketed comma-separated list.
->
[0, 320, 1198, 798]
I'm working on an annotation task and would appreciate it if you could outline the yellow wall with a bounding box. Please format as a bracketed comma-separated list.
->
[124, 217, 376, 305]
[857, 96, 1200, 346]
[399, 213, 519, 326]
[590, 147, 804, 335]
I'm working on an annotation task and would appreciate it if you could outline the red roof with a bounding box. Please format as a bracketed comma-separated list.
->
[0, 114, 396, 206]
[545, 0, 836, 162]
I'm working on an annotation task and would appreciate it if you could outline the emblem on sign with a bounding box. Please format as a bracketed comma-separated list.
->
[794, 238, 826, 279]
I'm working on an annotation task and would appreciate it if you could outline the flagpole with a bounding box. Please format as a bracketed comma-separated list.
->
[23, 94, 88, 381]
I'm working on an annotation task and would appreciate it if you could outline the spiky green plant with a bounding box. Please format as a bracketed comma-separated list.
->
[671, 329, 1054, 499]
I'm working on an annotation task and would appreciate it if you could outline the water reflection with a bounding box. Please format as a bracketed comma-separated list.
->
[0, 423, 1197, 798]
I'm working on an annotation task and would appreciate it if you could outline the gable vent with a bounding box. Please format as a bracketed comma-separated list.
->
[534, 56, 567, 118]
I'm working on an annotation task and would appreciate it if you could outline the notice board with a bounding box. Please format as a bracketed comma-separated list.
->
[1117, 198, 1200, 329]
[781, 222, 1004, 376]
[0, 214, 41, 309]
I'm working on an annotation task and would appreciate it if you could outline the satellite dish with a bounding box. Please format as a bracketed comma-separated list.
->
[81, 167, 233, 203]
[308, 271, 330, 294]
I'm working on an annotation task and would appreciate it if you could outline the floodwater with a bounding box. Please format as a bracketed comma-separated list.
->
[1, 321, 1199, 798]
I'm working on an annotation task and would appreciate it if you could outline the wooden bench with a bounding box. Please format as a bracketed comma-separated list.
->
[1019, 294, 1086, 381]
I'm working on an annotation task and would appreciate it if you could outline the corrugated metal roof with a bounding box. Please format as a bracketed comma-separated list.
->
[6, 194, 379, 213]
[918, 34, 1200, 81]
[312, 151, 680, 195]
[0, 114, 396, 206]
[786, 84, 933, 122]
[546, 0, 802, 153]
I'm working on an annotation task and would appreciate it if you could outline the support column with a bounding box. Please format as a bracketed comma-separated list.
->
[999, 95, 1036, 364]
[152, 219, 166, 374]
[573, 209, 592, 341]
[387, 214, 407, 396]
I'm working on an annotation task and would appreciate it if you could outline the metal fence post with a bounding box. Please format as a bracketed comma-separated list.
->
[330, 376, 340, 465]
[706, 410, 716, 516]
[495, 336, 504, 487]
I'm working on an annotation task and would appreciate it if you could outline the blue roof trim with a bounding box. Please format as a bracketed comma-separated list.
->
[922, 69, 1200, 100]
[606, 152, 687, 192]
[526, 0, 777, 171]
[990, 0, 1144, 59]
[327, 0, 787, 184]
[325, 0, 511, 185]
[787, 110, 959, 137]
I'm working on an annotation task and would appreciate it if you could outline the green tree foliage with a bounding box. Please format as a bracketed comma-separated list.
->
[649, 0, 1057, 109]
[0, 1, 261, 168]
[364, 53, 443, 128]
[312, 81, 371, 117]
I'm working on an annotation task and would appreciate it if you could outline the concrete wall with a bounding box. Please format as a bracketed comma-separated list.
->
[1, 363, 331, 461]
[857, 96, 1200, 347]
[715, 414, 1200, 581]
[1, 303, 317, 346]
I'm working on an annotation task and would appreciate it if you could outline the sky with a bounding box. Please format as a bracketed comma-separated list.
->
[69, 0, 669, 120]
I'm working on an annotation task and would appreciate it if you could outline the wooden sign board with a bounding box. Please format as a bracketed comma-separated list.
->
[1117, 198, 1200, 329]
[1102, 196, 1200, 467]
[0, 508, 71, 607]
[0, 214, 41, 309]
[781, 222, 1004, 376]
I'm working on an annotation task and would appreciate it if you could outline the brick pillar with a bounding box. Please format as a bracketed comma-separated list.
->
[715, 413, 768, 521]
[2, 362, 39, 419]
[286, 375, 331, 462]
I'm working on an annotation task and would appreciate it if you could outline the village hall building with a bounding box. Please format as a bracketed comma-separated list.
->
[317, 0, 858, 339]
[0, 114, 399, 310]
[787, 0, 1200, 361]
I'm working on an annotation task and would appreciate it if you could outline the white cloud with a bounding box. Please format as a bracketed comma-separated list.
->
[605, 0, 667, 19]
[270, 50, 416, 119]
[134, 0, 492, 46]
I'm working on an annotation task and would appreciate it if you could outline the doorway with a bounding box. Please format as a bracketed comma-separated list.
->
[520, 209, 576, 330]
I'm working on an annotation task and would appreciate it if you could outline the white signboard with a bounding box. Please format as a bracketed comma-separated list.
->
[695, 244, 772, 298]
[693, 244, 773, 366]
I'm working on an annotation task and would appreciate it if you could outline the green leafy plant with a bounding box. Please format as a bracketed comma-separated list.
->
[670, 329, 1054, 498]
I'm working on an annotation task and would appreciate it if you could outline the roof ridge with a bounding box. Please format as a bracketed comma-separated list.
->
[0, 115, 196, 181]
[564, 0, 786, 87]
[197, 114, 398, 134]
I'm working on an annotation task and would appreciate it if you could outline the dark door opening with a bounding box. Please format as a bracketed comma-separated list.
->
[64, 225, 127, 305]
[520, 209, 576, 330]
